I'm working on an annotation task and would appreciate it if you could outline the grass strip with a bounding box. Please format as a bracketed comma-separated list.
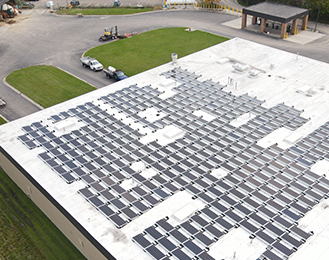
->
[85, 27, 228, 76]
[56, 7, 154, 15]
[6, 66, 95, 108]
[0, 167, 86, 259]
[0, 117, 6, 125]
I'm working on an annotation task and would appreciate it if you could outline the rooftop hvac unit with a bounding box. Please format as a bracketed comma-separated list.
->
[172, 53, 178, 64]
[249, 69, 261, 77]
[233, 63, 249, 72]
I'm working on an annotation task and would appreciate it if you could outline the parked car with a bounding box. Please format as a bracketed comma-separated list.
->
[0, 98, 6, 108]
[80, 57, 104, 71]
[46, 1, 53, 8]
[114, 0, 120, 6]
[104, 66, 128, 80]
[22, 2, 35, 8]
[70, 0, 80, 6]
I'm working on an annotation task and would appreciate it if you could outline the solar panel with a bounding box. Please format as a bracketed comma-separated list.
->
[109, 214, 126, 228]
[15, 67, 329, 259]
[171, 248, 191, 260]
[262, 249, 284, 260]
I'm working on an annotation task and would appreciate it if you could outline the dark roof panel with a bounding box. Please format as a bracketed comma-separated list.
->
[243, 1, 309, 23]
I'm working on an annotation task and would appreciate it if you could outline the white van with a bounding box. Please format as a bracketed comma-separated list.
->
[46, 1, 53, 8]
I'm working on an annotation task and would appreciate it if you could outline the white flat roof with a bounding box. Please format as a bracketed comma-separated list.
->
[1, 38, 329, 260]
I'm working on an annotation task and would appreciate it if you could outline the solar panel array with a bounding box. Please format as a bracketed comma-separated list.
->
[17, 67, 329, 260]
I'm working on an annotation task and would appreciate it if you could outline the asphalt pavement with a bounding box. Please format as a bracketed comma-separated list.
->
[220, 0, 243, 10]
[34, 0, 163, 8]
[0, 6, 329, 121]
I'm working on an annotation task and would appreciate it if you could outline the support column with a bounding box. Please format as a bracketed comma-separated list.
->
[291, 19, 298, 35]
[241, 13, 247, 29]
[302, 15, 308, 30]
[252, 16, 257, 25]
[281, 23, 287, 39]
[260, 18, 267, 33]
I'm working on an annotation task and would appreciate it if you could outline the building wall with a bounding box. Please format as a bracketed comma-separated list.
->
[0, 147, 114, 260]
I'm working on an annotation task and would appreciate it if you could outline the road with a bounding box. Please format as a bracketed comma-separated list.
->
[0, 6, 329, 121]
[33, 0, 241, 8]
[220, 0, 243, 10]
[33, 0, 164, 8]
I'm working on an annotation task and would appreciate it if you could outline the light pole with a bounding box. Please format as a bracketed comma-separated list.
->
[314, 0, 322, 32]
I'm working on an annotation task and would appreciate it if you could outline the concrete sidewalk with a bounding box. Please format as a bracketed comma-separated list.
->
[222, 16, 327, 45]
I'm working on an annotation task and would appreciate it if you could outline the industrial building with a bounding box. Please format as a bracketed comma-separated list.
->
[1, 38, 329, 260]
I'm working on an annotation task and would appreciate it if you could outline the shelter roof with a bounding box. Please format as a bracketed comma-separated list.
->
[243, 1, 309, 23]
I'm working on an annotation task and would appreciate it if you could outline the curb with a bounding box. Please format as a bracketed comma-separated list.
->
[2, 65, 97, 114]
[55, 66, 98, 89]
[0, 113, 9, 123]
[52, 8, 164, 18]
[3, 76, 44, 110]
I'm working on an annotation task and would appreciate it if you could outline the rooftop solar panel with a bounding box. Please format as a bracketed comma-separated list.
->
[12, 61, 329, 260]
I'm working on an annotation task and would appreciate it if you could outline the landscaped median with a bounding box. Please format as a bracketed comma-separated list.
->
[0, 117, 6, 125]
[6, 66, 95, 108]
[86, 27, 229, 76]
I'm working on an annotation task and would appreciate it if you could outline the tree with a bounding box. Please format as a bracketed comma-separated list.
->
[197, 0, 221, 8]
[304, 0, 329, 19]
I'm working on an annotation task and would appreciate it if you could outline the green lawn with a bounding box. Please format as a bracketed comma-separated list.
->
[6, 66, 95, 108]
[56, 7, 154, 15]
[6, 29, 227, 109]
[0, 117, 6, 125]
[0, 167, 86, 260]
[86, 27, 228, 76]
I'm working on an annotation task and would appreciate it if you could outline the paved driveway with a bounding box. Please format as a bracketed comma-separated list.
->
[0, 8, 329, 121]
[34, 0, 163, 8]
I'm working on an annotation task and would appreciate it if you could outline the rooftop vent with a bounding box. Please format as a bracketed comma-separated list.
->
[233, 62, 249, 72]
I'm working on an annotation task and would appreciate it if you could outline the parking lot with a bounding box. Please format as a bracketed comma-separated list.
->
[1, 6, 329, 121]
[32, 0, 163, 8]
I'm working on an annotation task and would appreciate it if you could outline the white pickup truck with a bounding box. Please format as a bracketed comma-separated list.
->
[80, 56, 103, 71]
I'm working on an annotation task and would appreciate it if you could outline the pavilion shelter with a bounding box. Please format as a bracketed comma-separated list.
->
[241, 1, 309, 39]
